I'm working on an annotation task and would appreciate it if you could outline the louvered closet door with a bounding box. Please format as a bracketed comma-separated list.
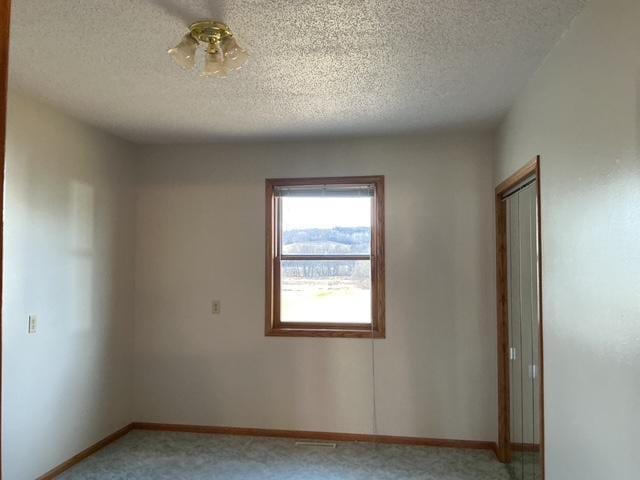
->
[506, 181, 541, 480]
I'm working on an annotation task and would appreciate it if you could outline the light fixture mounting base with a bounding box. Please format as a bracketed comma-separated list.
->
[189, 20, 232, 44]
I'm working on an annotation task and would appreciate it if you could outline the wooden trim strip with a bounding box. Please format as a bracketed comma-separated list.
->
[0, 2, 11, 477]
[535, 159, 545, 480]
[37, 424, 134, 480]
[495, 158, 538, 198]
[280, 255, 371, 261]
[266, 328, 385, 338]
[495, 189, 510, 463]
[266, 176, 384, 187]
[510, 442, 541, 453]
[131, 423, 496, 453]
[276, 322, 374, 330]
[372, 175, 386, 338]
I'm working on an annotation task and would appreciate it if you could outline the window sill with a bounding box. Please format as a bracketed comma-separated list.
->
[265, 326, 385, 339]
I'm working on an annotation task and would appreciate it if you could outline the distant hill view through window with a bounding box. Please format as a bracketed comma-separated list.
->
[280, 197, 372, 324]
[282, 226, 371, 256]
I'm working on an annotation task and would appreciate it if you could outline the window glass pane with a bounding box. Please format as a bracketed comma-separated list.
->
[280, 259, 371, 324]
[281, 197, 371, 255]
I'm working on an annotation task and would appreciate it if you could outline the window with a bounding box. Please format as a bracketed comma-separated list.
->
[265, 176, 385, 338]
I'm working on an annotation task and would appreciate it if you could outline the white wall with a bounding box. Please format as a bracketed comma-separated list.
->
[2, 91, 137, 479]
[496, 0, 640, 478]
[133, 133, 498, 442]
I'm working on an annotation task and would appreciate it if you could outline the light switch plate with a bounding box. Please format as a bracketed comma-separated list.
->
[28, 315, 37, 334]
[212, 301, 221, 315]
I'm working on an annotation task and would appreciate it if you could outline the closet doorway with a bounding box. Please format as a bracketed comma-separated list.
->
[495, 156, 544, 480]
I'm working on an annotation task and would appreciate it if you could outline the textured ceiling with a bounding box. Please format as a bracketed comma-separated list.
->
[9, 0, 587, 143]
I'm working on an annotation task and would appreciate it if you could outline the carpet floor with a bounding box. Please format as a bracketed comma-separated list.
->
[58, 430, 514, 479]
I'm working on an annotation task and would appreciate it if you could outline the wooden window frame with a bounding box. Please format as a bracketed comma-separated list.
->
[265, 176, 385, 338]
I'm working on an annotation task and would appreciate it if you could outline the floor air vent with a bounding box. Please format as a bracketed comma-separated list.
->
[295, 441, 337, 448]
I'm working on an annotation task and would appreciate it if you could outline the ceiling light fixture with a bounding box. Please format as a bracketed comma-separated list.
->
[168, 20, 248, 77]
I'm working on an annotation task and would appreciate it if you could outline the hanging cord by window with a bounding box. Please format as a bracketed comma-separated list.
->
[370, 310, 379, 448]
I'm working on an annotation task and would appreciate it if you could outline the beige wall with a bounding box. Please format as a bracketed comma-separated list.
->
[2, 91, 137, 480]
[132, 133, 498, 441]
[496, 0, 640, 478]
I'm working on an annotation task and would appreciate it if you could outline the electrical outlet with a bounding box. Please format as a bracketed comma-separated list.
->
[212, 300, 221, 315]
[28, 315, 37, 334]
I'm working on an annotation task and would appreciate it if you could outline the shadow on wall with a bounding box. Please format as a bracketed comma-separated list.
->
[151, 0, 228, 25]
[69, 180, 95, 334]
[133, 309, 375, 432]
[373, 157, 495, 439]
[637, 66, 640, 167]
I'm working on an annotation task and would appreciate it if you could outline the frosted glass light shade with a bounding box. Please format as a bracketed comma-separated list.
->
[202, 50, 227, 77]
[168, 34, 198, 69]
[222, 37, 248, 71]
